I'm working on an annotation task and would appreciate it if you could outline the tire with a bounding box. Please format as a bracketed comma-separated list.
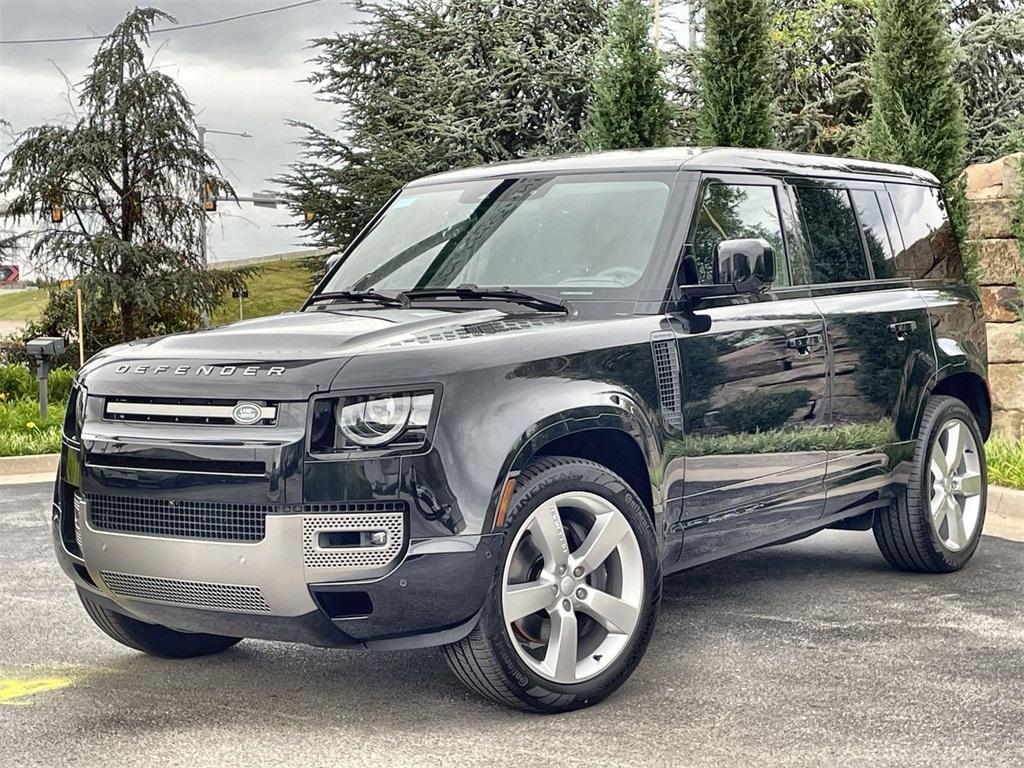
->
[873, 395, 987, 573]
[78, 587, 242, 658]
[444, 456, 661, 713]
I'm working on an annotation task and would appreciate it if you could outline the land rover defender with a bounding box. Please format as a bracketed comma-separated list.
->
[53, 148, 990, 713]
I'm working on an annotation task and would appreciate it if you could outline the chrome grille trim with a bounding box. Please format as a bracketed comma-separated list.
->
[100, 571, 271, 613]
[302, 507, 404, 571]
[103, 398, 276, 425]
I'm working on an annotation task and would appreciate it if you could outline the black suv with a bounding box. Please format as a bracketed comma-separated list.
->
[53, 148, 990, 713]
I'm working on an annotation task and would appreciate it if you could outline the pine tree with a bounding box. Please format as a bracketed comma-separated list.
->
[587, 0, 671, 150]
[862, 0, 968, 246]
[0, 8, 251, 343]
[697, 0, 775, 148]
[278, 0, 607, 260]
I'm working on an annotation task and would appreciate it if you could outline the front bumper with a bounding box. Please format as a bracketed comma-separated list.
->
[54, 485, 502, 649]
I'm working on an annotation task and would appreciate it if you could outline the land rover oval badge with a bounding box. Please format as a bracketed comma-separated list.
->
[232, 402, 263, 425]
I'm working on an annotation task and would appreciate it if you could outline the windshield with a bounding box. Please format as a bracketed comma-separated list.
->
[320, 173, 672, 298]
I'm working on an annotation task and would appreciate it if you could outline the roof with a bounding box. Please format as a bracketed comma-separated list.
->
[407, 147, 939, 187]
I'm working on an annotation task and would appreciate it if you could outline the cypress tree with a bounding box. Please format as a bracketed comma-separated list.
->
[587, 0, 671, 150]
[862, 0, 968, 245]
[697, 0, 775, 148]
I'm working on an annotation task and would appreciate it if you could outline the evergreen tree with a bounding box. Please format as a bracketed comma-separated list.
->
[861, 0, 968, 246]
[0, 8, 250, 343]
[697, 0, 775, 148]
[278, 0, 607, 258]
[587, 0, 671, 150]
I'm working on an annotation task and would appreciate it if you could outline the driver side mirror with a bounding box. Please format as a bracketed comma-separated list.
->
[713, 238, 775, 290]
[679, 238, 775, 303]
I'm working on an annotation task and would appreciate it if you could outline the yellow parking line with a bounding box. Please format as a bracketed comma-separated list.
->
[0, 676, 77, 704]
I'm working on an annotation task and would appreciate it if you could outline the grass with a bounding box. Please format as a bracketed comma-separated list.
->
[0, 396, 64, 457]
[0, 257, 311, 327]
[211, 258, 312, 325]
[0, 286, 47, 322]
[987, 437, 1024, 490]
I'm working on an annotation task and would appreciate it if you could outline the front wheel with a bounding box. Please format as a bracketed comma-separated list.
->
[873, 395, 987, 573]
[444, 456, 661, 713]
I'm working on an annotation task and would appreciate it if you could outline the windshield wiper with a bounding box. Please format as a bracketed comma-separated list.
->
[397, 284, 571, 314]
[307, 290, 403, 307]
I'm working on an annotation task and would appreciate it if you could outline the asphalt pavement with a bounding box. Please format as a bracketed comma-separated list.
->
[1, 481, 1022, 768]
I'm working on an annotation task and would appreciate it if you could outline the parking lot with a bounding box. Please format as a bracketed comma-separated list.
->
[2, 480, 1022, 768]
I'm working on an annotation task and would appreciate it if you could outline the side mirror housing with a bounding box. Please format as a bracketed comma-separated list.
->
[713, 238, 775, 290]
[678, 238, 776, 304]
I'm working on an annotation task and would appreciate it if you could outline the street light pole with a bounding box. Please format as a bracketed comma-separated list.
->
[197, 125, 252, 327]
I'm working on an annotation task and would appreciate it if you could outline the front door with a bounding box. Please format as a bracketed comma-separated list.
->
[667, 176, 830, 566]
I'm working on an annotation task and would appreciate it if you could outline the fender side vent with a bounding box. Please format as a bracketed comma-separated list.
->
[651, 335, 683, 430]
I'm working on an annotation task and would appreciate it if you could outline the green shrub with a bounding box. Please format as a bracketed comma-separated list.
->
[988, 437, 1024, 491]
[0, 364, 34, 400]
[0, 363, 75, 404]
[0, 397, 65, 456]
[47, 367, 76, 403]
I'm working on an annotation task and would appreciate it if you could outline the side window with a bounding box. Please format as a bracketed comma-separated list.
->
[886, 183, 963, 280]
[691, 183, 788, 286]
[850, 190, 896, 279]
[793, 185, 869, 284]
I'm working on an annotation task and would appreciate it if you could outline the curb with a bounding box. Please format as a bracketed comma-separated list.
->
[0, 453, 59, 482]
[986, 485, 1024, 542]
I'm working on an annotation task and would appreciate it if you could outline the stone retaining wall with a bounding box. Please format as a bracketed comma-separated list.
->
[966, 153, 1024, 438]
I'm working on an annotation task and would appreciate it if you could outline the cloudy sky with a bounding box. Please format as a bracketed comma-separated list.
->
[0, 0, 359, 272]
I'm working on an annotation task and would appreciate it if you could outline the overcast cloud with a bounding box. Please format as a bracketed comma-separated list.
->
[0, 0, 358, 273]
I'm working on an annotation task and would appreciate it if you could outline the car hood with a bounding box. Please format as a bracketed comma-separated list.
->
[79, 307, 573, 398]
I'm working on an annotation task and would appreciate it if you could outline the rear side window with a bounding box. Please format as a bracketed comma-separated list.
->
[850, 190, 897, 279]
[886, 184, 963, 280]
[793, 186, 869, 283]
[691, 183, 789, 286]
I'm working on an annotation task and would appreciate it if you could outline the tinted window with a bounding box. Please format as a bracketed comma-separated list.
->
[886, 184, 962, 280]
[691, 183, 788, 286]
[323, 175, 671, 294]
[794, 186, 869, 284]
[850, 190, 896, 279]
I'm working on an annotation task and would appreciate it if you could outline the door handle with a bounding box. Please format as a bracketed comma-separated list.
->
[888, 320, 917, 342]
[786, 333, 824, 355]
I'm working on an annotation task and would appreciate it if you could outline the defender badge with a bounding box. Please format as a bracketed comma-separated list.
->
[231, 402, 264, 425]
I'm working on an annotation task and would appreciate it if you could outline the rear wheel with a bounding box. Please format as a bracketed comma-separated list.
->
[873, 396, 987, 573]
[444, 456, 661, 713]
[78, 588, 242, 658]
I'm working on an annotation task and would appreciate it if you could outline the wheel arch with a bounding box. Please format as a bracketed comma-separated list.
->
[490, 399, 664, 533]
[927, 370, 992, 440]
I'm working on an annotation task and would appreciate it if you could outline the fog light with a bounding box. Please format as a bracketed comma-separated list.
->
[369, 531, 388, 546]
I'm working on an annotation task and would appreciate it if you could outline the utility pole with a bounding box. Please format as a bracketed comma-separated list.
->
[197, 125, 252, 327]
[653, 0, 660, 49]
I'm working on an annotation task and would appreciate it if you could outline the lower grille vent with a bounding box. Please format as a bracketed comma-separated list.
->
[88, 495, 269, 542]
[100, 571, 271, 613]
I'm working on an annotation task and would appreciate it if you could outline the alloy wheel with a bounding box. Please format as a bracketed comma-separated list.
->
[928, 418, 983, 552]
[500, 491, 644, 685]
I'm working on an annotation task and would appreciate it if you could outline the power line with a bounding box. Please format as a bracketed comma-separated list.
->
[0, 0, 326, 46]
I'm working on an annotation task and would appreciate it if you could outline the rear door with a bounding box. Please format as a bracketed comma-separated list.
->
[669, 174, 830, 566]
[786, 179, 935, 519]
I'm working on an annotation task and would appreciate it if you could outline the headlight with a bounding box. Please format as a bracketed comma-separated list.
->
[310, 391, 435, 454]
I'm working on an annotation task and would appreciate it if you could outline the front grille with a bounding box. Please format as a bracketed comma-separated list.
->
[103, 396, 277, 425]
[302, 503, 405, 571]
[100, 571, 271, 613]
[88, 495, 269, 542]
